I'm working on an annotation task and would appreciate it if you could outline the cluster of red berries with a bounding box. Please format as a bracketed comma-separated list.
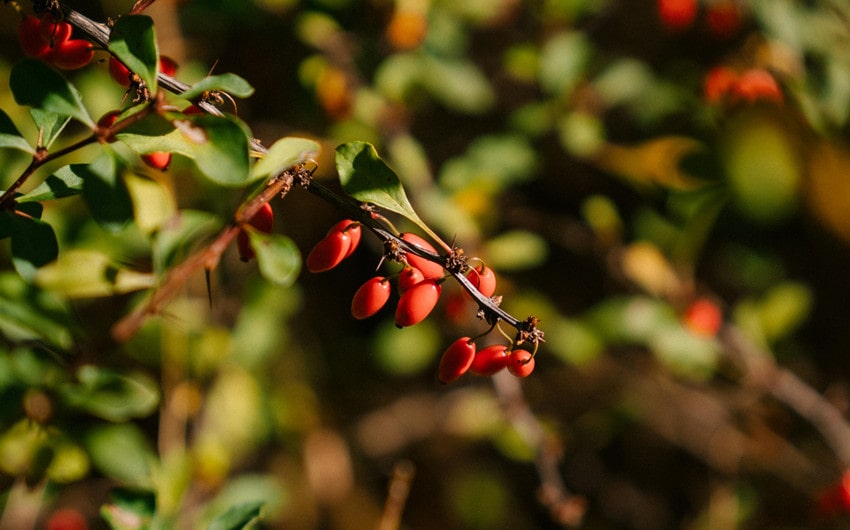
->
[703, 66, 783, 105]
[307, 220, 536, 382]
[656, 0, 742, 38]
[18, 14, 94, 70]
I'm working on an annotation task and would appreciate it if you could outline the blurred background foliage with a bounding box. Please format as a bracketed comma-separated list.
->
[3, 0, 850, 528]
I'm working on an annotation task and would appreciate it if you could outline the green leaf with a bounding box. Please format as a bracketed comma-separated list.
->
[249, 230, 301, 287]
[85, 423, 154, 484]
[336, 141, 432, 234]
[183, 115, 251, 187]
[251, 137, 320, 181]
[181, 73, 256, 100]
[10, 215, 58, 281]
[116, 113, 194, 157]
[19, 165, 85, 202]
[101, 488, 156, 530]
[208, 501, 264, 530]
[30, 109, 70, 149]
[81, 155, 135, 232]
[62, 366, 160, 422]
[9, 59, 94, 127]
[35, 249, 155, 297]
[0, 272, 75, 349]
[0, 109, 33, 154]
[109, 15, 159, 93]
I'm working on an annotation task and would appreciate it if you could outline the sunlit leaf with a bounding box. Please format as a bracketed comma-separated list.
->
[483, 230, 548, 271]
[62, 366, 160, 422]
[181, 73, 256, 100]
[35, 249, 155, 297]
[30, 109, 70, 150]
[207, 501, 264, 530]
[0, 109, 33, 154]
[336, 141, 431, 233]
[10, 59, 93, 127]
[101, 488, 156, 530]
[109, 15, 159, 93]
[249, 230, 302, 287]
[421, 56, 495, 114]
[182, 115, 251, 187]
[86, 423, 155, 484]
[251, 137, 320, 182]
[19, 165, 85, 203]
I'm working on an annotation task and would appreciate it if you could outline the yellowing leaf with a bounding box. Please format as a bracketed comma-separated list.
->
[594, 137, 705, 190]
[806, 140, 850, 243]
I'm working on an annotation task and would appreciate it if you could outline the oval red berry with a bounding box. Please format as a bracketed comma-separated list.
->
[438, 337, 476, 384]
[398, 266, 424, 293]
[351, 276, 391, 319]
[53, 39, 94, 70]
[142, 151, 172, 171]
[109, 56, 133, 87]
[159, 55, 178, 77]
[470, 344, 509, 376]
[400, 232, 444, 280]
[395, 279, 441, 327]
[19, 16, 50, 58]
[507, 349, 535, 378]
[466, 264, 497, 298]
[306, 230, 351, 272]
[326, 220, 360, 258]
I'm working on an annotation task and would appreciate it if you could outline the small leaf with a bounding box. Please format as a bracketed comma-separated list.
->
[35, 249, 155, 297]
[81, 155, 135, 232]
[10, 215, 58, 281]
[0, 203, 42, 239]
[336, 141, 429, 231]
[100, 488, 156, 530]
[251, 137, 320, 181]
[10, 59, 93, 127]
[0, 109, 33, 154]
[181, 73, 256, 100]
[186, 115, 251, 187]
[19, 166, 85, 202]
[208, 501, 264, 530]
[86, 423, 154, 484]
[62, 366, 160, 421]
[30, 109, 70, 150]
[109, 15, 159, 93]
[249, 230, 301, 287]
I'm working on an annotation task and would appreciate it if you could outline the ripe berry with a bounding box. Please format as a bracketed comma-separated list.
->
[142, 151, 172, 171]
[507, 349, 535, 378]
[731, 68, 783, 104]
[159, 55, 178, 77]
[400, 232, 444, 280]
[351, 276, 391, 319]
[703, 66, 739, 104]
[19, 16, 52, 58]
[683, 297, 723, 337]
[469, 344, 510, 376]
[705, 1, 742, 38]
[96, 111, 121, 142]
[398, 266, 424, 293]
[326, 220, 361, 258]
[438, 337, 476, 384]
[52, 39, 94, 70]
[109, 56, 133, 88]
[307, 230, 351, 273]
[395, 279, 441, 328]
[237, 202, 275, 262]
[466, 264, 497, 298]
[46, 508, 88, 530]
[657, 0, 697, 32]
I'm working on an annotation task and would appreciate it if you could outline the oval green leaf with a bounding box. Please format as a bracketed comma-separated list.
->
[10, 59, 93, 127]
[181, 73, 255, 100]
[249, 230, 301, 287]
[208, 501, 264, 530]
[109, 15, 159, 93]
[10, 215, 58, 282]
[0, 109, 33, 154]
[251, 137, 320, 181]
[182, 115, 251, 187]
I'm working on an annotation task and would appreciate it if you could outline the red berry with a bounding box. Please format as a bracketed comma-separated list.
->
[705, 2, 742, 38]
[703, 66, 738, 104]
[52, 39, 94, 70]
[466, 264, 497, 298]
[46, 508, 88, 530]
[237, 202, 275, 262]
[731, 68, 783, 104]
[507, 349, 535, 378]
[19, 16, 50, 58]
[398, 266, 424, 293]
[159, 55, 178, 77]
[683, 298, 723, 337]
[38, 15, 73, 48]
[324, 219, 360, 258]
[400, 232, 444, 280]
[142, 151, 172, 171]
[306, 230, 351, 272]
[438, 337, 476, 384]
[351, 276, 391, 319]
[657, 0, 697, 32]
[470, 344, 509, 376]
[395, 279, 441, 327]
[109, 56, 133, 88]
